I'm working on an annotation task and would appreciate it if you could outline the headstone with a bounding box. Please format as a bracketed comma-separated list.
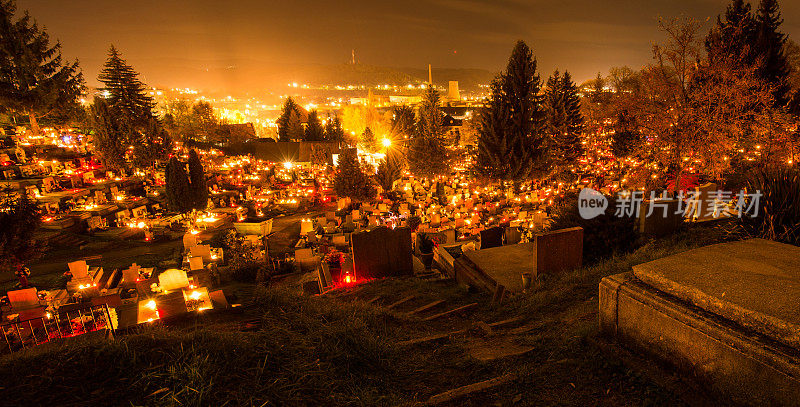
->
[533, 227, 583, 278]
[132, 206, 147, 218]
[317, 262, 333, 292]
[690, 183, 718, 221]
[505, 227, 522, 245]
[190, 245, 212, 262]
[638, 198, 682, 237]
[183, 233, 199, 249]
[351, 227, 413, 280]
[189, 256, 204, 271]
[68, 260, 89, 279]
[158, 268, 189, 291]
[480, 227, 504, 249]
[121, 264, 140, 284]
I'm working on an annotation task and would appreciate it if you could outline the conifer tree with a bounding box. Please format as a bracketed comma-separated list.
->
[187, 149, 208, 211]
[98, 45, 155, 127]
[755, 0, 791, 106]
[360, 127, 378, 153]
[304, 109, 325, 141]
[390, 105, 415, 138]
[165, 156, 193, 213]
[706, 0, 757, 65]
[375, 149, 403, 191]
[544, 70, 584, 178]
[408, 86, 449, 178]
[0, 1, 84, 135]
[324, 113, 345, 142]
[90, 96, 127, 170]
[277, 97, 303, 141]
[475, 40, 546, 185]
[333, 148, 376, 201]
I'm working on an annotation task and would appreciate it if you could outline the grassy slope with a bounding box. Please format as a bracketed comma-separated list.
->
[0, 228, 726, 406]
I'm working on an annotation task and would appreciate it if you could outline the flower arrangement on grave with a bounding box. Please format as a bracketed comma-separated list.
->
[323, 249, 345, 267]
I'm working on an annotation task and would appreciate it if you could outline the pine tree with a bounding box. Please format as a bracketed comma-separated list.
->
[360, 127, 378, 153]
[390, 105, 415, 138]
[324, 113, 345, 142]
[90, 96, 127, 170]
[304, 109, 325, 141]
[0, 1, 84, 135]
[98, 45, 155, 127]
[333, 148, 376, 201]
[408, 86, 450, 178]
[475, 40, 546, 185]
[375, 149, 403, 191]
[756, 0, 791, 106]
[165, 156, 193, 213]
[187, 149, 208, 211]
[544, 70, 584, 178]
[706, 0, 757, 65]
[277, 97, 303, 141]
[0, 187, 43, 273]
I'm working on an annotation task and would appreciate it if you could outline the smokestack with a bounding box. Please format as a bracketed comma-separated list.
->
[428, 64, 432, 85]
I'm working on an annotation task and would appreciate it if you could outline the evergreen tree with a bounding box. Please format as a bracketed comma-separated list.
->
[0, 187, 43, 274]
[544, 70, 584, 178]
[474, 40, 546, 185]
[755, 0, 791, 106]
[131, 116, 169, 168]
[90, 96, 127, 170]
[187, 149, 207, 211]
[590, 72, 607, 104]
[375, 149, 404, 191]
[408, 86, 450, 178]
[165, 156, 193, 213]
[0, 1, 84, 135]
[706, 0, 757, 65]
[324, 112, 345, 142]
[390, 105, 415, 138]
[98, 45, 155, 127]
[333, 148, 376, 201]
[360, 126, 378, 153]
[276, 97, 303, 141]
[304, 109, 325, 141]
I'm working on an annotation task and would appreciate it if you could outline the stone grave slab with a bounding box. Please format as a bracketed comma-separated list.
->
[532, 227, 583, 278]
[633, 238, 800, 349]
[461, 243, 533, 293]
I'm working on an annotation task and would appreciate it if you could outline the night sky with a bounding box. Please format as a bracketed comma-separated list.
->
[17, 0, 800, 92]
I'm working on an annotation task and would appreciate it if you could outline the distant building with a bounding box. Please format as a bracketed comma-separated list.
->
[447, 81, 460, 101]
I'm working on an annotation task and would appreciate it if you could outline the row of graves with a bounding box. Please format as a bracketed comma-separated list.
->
[0, 232, 240, 354]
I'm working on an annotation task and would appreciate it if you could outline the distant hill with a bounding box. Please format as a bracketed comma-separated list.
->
[119, 57, 496, 96]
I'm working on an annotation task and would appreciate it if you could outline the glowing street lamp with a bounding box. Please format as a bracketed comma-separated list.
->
[283, 161, 293, 170]
[382, 138, 392, 148]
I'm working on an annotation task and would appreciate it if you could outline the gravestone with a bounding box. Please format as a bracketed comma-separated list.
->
[351, 226, 412, 280]
[533, 227, 583, 278]
[504, 227, 522, 245]
[638, 198, 682, 237]
[690, 183, 718, 221]
[480, 227, 504, 249]
[189, 256, 204, 271]
[190, 245, 212, 262]
[158, 269, 189, 291]
[132, 206, 147, 218]
[317, 262, 334, 292]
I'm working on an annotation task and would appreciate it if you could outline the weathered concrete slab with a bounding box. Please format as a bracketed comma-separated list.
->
[461, 243, 533, 293]
[600, 271, 800, 406]
[633, 239, 800, 349]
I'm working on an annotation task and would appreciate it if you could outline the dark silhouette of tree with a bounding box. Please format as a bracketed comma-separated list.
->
[276, 97, 303, 141]
[375, 149, 403, 191]
[165, 156, 193, 213]
[0, 0, 84, 135]
[324, 112, 345, 142]
[187, 149, 207, 211]
[304, 109, 325, 141]
[390, 105, 415, 138]
[0, 187, 43, 274]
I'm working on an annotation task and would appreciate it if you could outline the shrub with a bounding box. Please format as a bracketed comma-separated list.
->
[735, 166, 800, 245]
[547, 190, 639, 263]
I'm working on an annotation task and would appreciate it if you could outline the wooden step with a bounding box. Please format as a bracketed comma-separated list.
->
[406, 299, 445, 316]
[386, 295, 416, 310]
[424, 373, 517, 405]
[422, 302, 478, 322]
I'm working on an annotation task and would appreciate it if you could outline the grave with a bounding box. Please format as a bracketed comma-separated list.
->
[637, 198, 682, 237]
[532, 226, 583, 278]
[233, 219, 273, 236]
[351, 226, 413, 280]
[599, 239, 800, 405]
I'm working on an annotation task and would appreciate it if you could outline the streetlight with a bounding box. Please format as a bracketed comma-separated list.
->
[382, 138, 392, 148]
